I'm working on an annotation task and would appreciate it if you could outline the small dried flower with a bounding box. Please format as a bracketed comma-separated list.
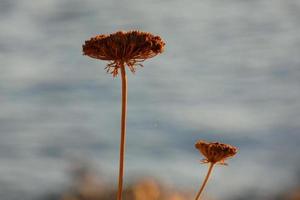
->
[195, 140, 237, 165]
[82, 30, 165, 77]
[194, 140, 238, 200]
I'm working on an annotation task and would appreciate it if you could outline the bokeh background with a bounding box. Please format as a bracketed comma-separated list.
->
[1, 0, 300, 199]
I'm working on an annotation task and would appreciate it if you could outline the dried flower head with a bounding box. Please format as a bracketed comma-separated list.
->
[195, 140, 237, 165]
[82, 30, 165, 77]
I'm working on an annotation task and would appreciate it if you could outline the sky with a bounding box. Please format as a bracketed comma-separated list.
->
[1, 0, 300, 199]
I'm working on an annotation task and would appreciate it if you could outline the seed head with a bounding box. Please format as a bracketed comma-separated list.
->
[195, 140, 237, 165]
[82, 30, 165, 77]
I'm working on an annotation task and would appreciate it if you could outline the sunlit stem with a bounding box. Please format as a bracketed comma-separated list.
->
[117, 63, 127, 200]
[195, 163, 215, 200]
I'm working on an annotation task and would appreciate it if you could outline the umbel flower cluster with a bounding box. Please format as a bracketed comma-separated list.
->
[82, 30, 165, 200]
[195, 140, 237, 165]
[194, 140, 237, 200]
[83, 30, 165, 77]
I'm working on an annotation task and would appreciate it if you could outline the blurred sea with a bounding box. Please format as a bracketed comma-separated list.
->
[1, 0, 300, 199]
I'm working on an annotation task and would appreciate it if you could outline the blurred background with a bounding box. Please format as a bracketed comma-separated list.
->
[1, 0, 300, 199]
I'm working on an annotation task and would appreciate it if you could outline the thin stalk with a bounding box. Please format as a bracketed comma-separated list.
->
[117, 63, 127, 200]
[195, 163, 215, 200]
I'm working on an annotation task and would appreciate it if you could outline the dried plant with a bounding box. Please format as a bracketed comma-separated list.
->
[83, 30, 165, 77]
[194, 140, 238, 200]
[82, 30, 165, 200]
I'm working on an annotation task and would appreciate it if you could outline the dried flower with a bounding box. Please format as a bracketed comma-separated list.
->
[195, 140, 237, 165]
[194, 140, 238, 200]
[82, 30, 165, 200]
[82, 30, 165, 77]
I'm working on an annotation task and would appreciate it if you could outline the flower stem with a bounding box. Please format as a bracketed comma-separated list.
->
[117, 64, 127, 200]
[195, 163, 215, 200]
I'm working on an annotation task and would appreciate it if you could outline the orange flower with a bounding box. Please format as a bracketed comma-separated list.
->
[195, 140, 237, 165]
[82, 30, 165, 77]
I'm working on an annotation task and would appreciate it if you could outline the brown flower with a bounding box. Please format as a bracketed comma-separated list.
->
[82, 30, 165, 200]
[82, 30, 165, 77]
[195, 140, 237, 165]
